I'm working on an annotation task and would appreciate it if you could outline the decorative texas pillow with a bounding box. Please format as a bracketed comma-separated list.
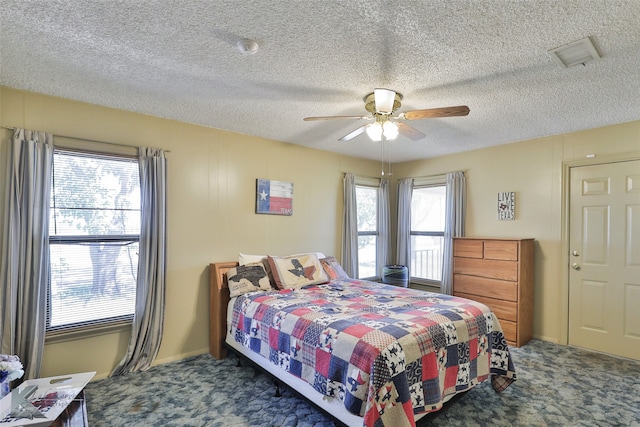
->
[319, 256, 349, 280]
[267, 253, 329, 289]
[226, 262, 273, 297]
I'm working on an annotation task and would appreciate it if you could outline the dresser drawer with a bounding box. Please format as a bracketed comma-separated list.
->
[453, 257, 518, 281]
[453, 239, 483, 258]
[484, 240, 519, 261]
[454, 291, 517, 322]
[453, 274, 518, 301]
[498, 318, 517, 343]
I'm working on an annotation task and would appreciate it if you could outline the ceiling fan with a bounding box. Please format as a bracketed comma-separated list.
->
[303, 88, 469, 142]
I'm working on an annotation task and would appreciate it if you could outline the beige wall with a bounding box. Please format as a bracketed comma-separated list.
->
[2, 86, 639, 380]
[393, 122, 640, 343]
[0, 87, 380, 379]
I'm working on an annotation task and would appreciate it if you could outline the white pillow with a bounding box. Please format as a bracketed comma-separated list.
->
[292, 252, 326, 259]
[239, 252, 325, 265]
[238, 253, 266, 266]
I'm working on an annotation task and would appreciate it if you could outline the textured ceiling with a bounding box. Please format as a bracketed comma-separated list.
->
[1, 0, 639, 162]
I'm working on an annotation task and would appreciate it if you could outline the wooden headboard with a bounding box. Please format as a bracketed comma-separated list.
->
[209, 261, 238, 359]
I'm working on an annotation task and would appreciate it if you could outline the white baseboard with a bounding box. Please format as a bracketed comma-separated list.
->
[91, 348, 210, 381]
[532, 335, 559, 344]
[152, 347, 210, 367]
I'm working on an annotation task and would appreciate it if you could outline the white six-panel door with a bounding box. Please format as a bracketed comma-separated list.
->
[569, 160, 640, 360]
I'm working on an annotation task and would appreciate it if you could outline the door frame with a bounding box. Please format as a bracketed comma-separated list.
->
[559, 151, 640, 346]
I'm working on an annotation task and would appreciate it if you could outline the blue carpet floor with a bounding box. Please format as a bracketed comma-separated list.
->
[85, 340, 640, 426]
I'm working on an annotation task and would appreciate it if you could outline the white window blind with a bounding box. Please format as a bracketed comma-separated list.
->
[47, 150, 140, 333]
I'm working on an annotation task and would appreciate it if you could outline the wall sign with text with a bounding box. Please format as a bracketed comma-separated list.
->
[498, 192, 515, 220]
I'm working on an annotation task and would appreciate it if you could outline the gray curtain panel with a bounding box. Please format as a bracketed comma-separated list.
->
[395, 178, 413, 276]
[341, 173, 358, 278]
[111, 147, 167, 376]
[0, 129, 53, 379]
[441, 171, 466, 295]
[376, 178, 391, 277]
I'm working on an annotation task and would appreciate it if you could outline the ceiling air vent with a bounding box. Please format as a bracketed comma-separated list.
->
[548, 36, 600, 68]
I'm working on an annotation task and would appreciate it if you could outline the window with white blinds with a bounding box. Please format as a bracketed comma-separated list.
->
[47, 149, 140, 333]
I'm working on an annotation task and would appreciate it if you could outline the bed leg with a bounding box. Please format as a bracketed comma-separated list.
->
[273, 379, 282, 397]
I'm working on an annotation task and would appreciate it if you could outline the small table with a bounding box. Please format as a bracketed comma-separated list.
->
[0, 372, 94, 427]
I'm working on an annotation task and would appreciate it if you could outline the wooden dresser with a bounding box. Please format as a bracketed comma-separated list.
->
[452, 237, 534, 347]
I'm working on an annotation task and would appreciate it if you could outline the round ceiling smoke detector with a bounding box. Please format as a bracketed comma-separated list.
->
[237, 38, 259, 55]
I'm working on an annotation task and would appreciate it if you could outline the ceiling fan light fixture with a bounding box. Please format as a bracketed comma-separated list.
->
[374, 88, 396, 114]
[303, 89, 467, 143]
[366, 123, 383, 141]
[383, 121, 399, 140]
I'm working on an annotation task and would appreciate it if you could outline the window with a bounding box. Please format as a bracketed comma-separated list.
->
[410, 181, 446, 284]
[47, 150, 140, 333]
[355, 183, 378, 279]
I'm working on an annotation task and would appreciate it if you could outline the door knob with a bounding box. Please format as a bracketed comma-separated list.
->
[571, 263, 581, 271]
[572, 250, 580, 256]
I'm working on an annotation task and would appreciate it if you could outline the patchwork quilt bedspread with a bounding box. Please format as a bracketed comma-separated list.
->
[229, 278, 516, 427]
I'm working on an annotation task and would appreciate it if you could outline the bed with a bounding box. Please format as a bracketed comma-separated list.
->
[209, 255, 516, 427]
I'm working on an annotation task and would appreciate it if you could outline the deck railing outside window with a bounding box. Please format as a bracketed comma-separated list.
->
[410, 241, 443, 282]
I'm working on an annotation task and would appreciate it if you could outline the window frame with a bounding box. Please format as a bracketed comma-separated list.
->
[46, 145, 141, 339]
[409, 175, 447, 287]
[355, 176, 381, 280]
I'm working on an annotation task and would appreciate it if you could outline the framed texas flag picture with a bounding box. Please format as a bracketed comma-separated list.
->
[256, 179, 293, 216]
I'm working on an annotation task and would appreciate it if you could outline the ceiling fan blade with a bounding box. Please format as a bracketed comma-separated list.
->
[303, 115, 369, 121]
[396, 122, 426, 141]
[402, 105, 470, 120]
[339, 125, 368, 141]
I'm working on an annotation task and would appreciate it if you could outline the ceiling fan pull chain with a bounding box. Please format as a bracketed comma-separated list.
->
[380, 133, 385, 176]
[387, 136, 392, 176]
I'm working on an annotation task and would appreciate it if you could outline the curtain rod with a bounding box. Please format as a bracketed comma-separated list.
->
[1, 126, 170, 153]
